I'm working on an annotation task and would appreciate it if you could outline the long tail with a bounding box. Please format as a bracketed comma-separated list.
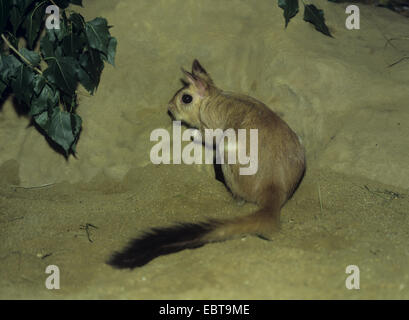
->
[107, 204, 280, 269]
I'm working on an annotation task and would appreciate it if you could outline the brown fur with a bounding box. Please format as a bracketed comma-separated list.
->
[168, 59, 305, 240]
[108, 60, 305, 269]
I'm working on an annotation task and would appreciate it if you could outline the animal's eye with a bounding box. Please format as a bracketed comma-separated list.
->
[182, 94, 193, 104]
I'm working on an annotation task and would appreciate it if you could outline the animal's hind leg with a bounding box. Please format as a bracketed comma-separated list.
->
[254, 186, 287, 239]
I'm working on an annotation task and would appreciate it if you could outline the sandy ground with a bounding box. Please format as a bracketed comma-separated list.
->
[1, 0, 409, 299]
[1, 162, 408, 299]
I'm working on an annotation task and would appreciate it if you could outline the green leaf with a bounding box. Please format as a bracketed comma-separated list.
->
[70, 0, 83, 6]
[45, 26, 58, 43]
[34, 110, 49, 131]
[11, 64, 35, 105]
[0, 54, 22, 82]
[0, 0, 12, 34]
[43, 56, 79, 95]
[1, 1, 116, 156]
[278, 0, 299, 28]
[61, 34, 75, 57]
[15, 0, 33, 14]
[10, 6, 22, 34]
[64, 13, 88, 58]
[24, 1, 46, 49]
[0, 79, 7, 97]
[77, 48, 104, 93]
[107, 36, 117, 66]
[53, 0, 71, 9]
[60, 92, 78, 111]
[30, 82, 59, 116]
[75, 65, 95, 94]
[40, 32, 56, 58]
[85, 17, 110, 55]
[61, 31, 87, 59]
[69, 12, 85, 33]
[303, 4, 332, 38]
[9, 0, 33, 34]
[33, 74, 46, 95]
[19, 48, 41, 67]
[47, 108, 76, 154]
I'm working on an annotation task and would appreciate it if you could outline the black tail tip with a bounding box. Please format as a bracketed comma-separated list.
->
[106, 222, 215, 269]
[106, 251, 144, 269]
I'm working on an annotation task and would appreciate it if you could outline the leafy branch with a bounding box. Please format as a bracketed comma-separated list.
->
[0, 0, 117, 156]
[1, 33, 43, 74]
[278, 0, 333, 37]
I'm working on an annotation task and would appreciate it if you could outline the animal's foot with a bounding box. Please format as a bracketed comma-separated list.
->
[256, 220, 280, 241]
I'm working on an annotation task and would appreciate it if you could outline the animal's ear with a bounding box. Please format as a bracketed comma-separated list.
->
[180, 78, 189, 87]
[181, 68, 208, 97]
[192, 59, 214, 85]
